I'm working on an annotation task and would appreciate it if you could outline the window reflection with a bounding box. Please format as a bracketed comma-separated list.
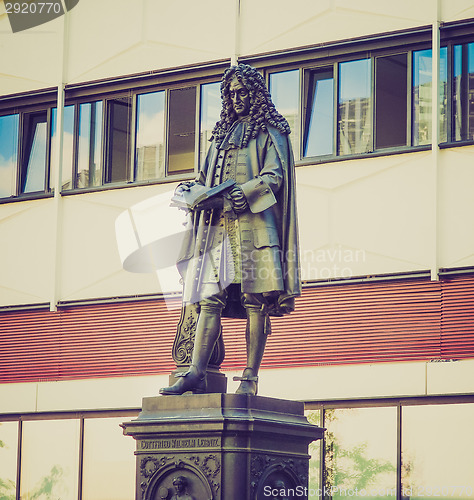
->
[51, 105, 75, 190]
[303, 68, 334, 157]
[82, 417, 136, 500]
[22, 112, 48, 193]
[453, 45, 463, 141]
[402, 404, 474, 499]
[20, 419, 79, 500]
[270, 70, 300, 157]
[412, 48, 447, 146]
[78, 101, 103, 188]
[106, 96, 132, 184]
[468, 43, 474, 140]
[338, 59, 372, 155]
[305, 409, 321, 493]
[375, 54, 408, 149]
[0, 421, 18, 499]
[136, 91, 165, 181]
[0, 114, 19, 198]
[200, 82, 220, 168]
[324, 407, 397, 500]
[168, 87, 196, 174]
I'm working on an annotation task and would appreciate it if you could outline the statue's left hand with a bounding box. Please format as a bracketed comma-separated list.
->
[228, 186, 248, 213]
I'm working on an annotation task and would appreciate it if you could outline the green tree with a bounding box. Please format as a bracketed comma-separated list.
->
[29, 465, 64, 500]
[324, 409, 396, 498]
[0, 425, 15, 500]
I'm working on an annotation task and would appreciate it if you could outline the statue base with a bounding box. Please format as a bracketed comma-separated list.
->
[122, 393, 324, 500]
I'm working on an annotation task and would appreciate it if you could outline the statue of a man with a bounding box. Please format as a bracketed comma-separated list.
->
[160, 63, 300, 396]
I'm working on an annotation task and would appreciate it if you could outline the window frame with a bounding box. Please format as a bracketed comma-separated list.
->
[0, 65, 227, 202]
[1, 395, 473, 500]
[0, 90, 56, 202]
[3, 23, 474, 201]
[256, 23, 474, 165]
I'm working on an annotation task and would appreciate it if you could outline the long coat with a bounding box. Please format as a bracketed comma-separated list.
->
[177, 123, 301, 318]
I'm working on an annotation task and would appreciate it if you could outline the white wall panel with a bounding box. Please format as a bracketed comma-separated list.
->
[0, 7, 62, 95]
[0, 382, 37, 413]
[59, 183, 180, 302]
[441, 0, 474, 22]
[427, 359, 474, 395]
[0, 199, 55, 306]
[66, 0, 143, 84]
[296, 151, 434, 281]
[1, 359, 473, 413]
[239, 0, 433, 57]
[439, 147, 474, 269]
[67, 0, 234, 85]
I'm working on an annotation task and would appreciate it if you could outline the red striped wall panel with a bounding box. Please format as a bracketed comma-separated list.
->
[0, 275, 473, 383]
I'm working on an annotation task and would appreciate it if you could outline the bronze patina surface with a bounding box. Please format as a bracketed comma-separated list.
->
[160, 64, 300, 397]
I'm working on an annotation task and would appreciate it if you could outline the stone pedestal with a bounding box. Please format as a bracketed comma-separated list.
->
[122, 394, 324, 500]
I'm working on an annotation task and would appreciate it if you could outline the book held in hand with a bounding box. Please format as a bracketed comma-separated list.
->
[170, 179, 236, 211]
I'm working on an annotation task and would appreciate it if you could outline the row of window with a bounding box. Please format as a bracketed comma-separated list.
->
[0, 81, 221, 198]
[1, 400, 473, 500]
[0, 414, 137, 500]
[270, 42, 474, 159]
[1, 36, 474, 200]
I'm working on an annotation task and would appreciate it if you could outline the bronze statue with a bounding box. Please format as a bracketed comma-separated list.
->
[160, 63, 300, 396]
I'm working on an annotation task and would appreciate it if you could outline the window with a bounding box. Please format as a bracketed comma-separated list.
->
[4, 29, 474, 201]
[306, 399, 474, 500]
[199, 82, 221, 167]
[297, 39, 471, 161]
[270, 70, 300, 156]
[303, 67, 334, 158]
[305, 409, 321, 493]
[452, 42, 474, 141]
[51, 105, 75, 190]
[82, 417, 135, 500]
[0, 114, 19, 198]
[168, 87, 197, 175]
[0, 411, 139, 500]
[106, 96, 132, 184]
[20, 419, 80, 500]
[324, 407, 397, 499]
[375, 54, 408, 149]
[0, 421, 18, 500]
[1, 400, 474, 500]
[21, 111, 49, 194]
[135, 91, 165, 181]
[77, 101, 103, 188]
[412, 47, 448, 146]
[402, 404, 474, 499]
[338, 58, 373, 155]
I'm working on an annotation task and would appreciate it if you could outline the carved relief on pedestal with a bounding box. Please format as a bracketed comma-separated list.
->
[139, 453, 220, 500]
[250, 454, 309, 500]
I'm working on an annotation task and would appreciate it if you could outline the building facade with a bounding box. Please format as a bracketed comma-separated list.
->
[1, 0, 474, 499]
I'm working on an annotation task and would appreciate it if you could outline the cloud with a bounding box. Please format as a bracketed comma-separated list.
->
[0, 155, 16, 197]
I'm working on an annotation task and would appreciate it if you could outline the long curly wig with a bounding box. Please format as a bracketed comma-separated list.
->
[211, 63, 291, 148]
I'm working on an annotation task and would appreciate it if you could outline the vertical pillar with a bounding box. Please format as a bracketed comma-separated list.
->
[50, 6, 70, 311]
[430, 0, 441, 282]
